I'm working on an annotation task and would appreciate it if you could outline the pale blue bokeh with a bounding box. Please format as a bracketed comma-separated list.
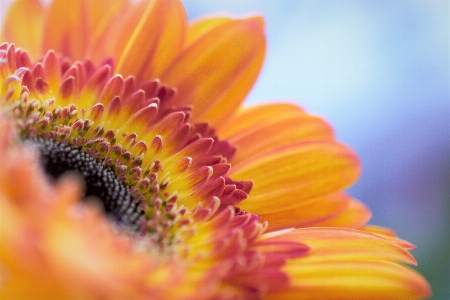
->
[183, 0, 449, 297]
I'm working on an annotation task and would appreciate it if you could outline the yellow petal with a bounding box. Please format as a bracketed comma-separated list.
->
[218, 103, 307, 138]
[275, 227, 417, 265]
[1, 0, 44, 59]
[160, 17, 266, 127]
[263, 193, 350, 231]
[221, 104, 334, 165]
[315, 198, 372, 228]
[265, 228, 430, 299]
[110, 0, 187, 82]
[362, 225, 416, 250]
[41, 0, 130, 60]
[186, 17, 231, 44]
[231, 141, 361, 214]
[268, 260, 431, 300]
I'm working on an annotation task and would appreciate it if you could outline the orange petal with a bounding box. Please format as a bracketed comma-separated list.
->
[41, 0, 129, 60]
[1, 0, 44, 59]
[186, 17, 231, 44]
[361, 225, 416, 250]
[268, 260, 431, 300]
[42, 50, 62, 93]
[263, 193, 351, 231]
[0, 266, 69, 300]
[218, 103, 307, 138]
[231, 141, 361, 214]
[110, 0, 187, 82]
[85, 0, 130, 60]
[273, 227, 417, 265]
[315, 198, 372, 228]
[222, 104, 334, 165]
[160, 17, 266, 127]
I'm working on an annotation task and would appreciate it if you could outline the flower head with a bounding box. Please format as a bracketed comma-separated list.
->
[0, 0, 430, 299]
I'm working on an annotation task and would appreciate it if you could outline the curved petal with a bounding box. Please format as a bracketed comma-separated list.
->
[265, 228, 430, 299]
[1, 0, 44, 59]
[41, 0, 129, 60]
[186, 17, 231, 44]
[160, 16, 266, 126]
[218, 103, 307, 138]
[263, 193, 351, 231]
[275, 227, 417, 265]
[362, 225, 416, 250]
[269, 261, 431, 300]
[109, 0, 187, 83]
[315, 198, 372, 228]
[231, 141, 361, 214]
[220, 104, 334, 165]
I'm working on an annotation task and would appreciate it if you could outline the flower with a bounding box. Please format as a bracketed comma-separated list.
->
[0, 0, 430, 299]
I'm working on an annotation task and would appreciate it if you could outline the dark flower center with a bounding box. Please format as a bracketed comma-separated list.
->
[26, 136, 144, 229]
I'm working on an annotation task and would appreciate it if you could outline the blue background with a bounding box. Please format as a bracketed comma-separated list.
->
[183, 1, 449, 298]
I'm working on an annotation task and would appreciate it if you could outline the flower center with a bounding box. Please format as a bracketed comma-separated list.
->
[0, 44, 251, 252]
[26, 136, 144, 229]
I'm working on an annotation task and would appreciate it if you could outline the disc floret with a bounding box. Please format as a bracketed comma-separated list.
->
[0, 43, 251, 253]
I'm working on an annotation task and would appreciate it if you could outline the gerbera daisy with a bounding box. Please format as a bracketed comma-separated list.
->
[0, 0, 430, 299]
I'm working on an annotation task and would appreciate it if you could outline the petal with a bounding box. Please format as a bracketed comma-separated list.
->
[109, 0, 187, 82]
[220, 103, 334, 165]
[41, 0, 129, 60]
[315, 198, 372, 228]
[0, 266, 69, 300]
[160, 17, 266, 127]
[85, 0, 130, 59]
[361, 225, 416, 250]
[263, 193, 351, 231]
[218, 103, 307, 138]
[186, 17, 231, 44]
[275, 227, 417, 265]
[265, 228, 431, 299]
[268, 260, 431, 300]
[1, 0, 44, 59]
[230, 141, 361, 214]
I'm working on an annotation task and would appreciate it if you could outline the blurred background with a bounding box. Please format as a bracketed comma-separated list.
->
[182, 1, 449, 298]
[1, 0, 449, 298]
